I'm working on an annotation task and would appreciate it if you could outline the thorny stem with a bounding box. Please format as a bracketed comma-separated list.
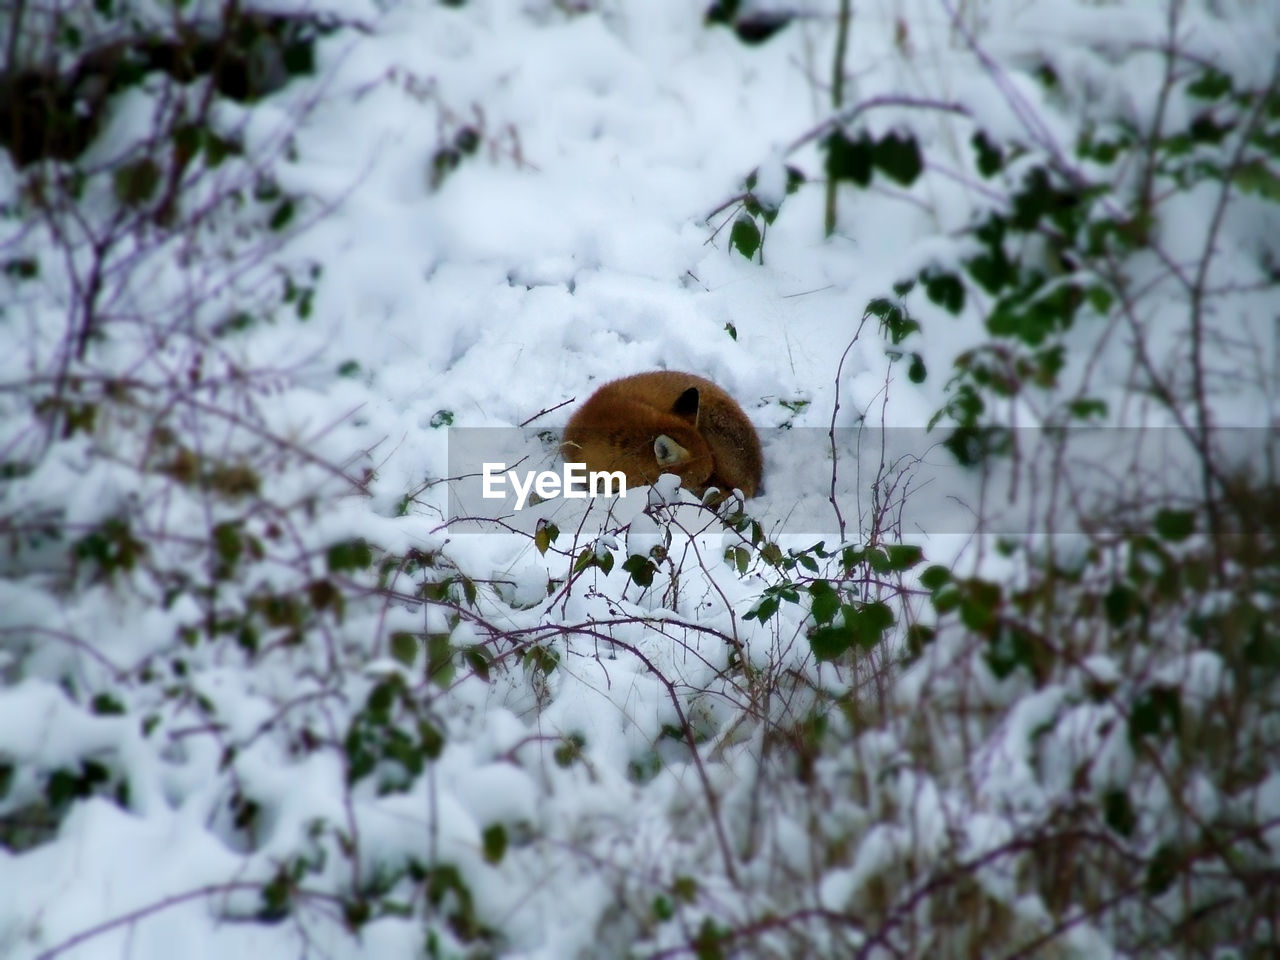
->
[554, 624, 742, 886]
[1187, 59, 1280, 571]
[33, 883, 265, 960]
[829, 318, 870, 542]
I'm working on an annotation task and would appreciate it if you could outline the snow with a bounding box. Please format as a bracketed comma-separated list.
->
[2, 0, 1278, 956]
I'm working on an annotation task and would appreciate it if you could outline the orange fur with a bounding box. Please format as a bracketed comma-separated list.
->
[561, 371, 763, 499]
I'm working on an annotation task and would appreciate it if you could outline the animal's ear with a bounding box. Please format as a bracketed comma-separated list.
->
[671, 386, 700, 425]
[653, 434, 689, 467]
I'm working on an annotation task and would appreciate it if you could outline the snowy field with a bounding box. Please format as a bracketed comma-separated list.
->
[2, 0, 1278, 957]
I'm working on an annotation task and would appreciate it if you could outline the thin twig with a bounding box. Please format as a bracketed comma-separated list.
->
[829, 315, 870, 543]
[34, 882, 264, 960]
[518, 395, 574, 427]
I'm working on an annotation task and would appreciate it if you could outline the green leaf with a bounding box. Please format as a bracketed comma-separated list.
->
[866, 297, 894, 319]
[259, 868, 292, 920]
[390, 632, 419, 667]
[1012, 167, 1052, 228]
[524, 645, 559, 677]
[432, 152, 463, 192]
[808, 581, 840, 624]
[673, 875, 698, 903]
[282, 38, 316, 77]
[429, 409, 454, 428]
[810, 623, 853, 660]
[919, 565, 951, 592]
[465, 647, 491, 683]
[1103, 582, 1138, 628]
[1086, 285, 1114, 314]
[966, 246, 1013, 295]
[327, 539, 373, 572]
[849, 600, 894, 649]
[971, 130, 1003, 177]
[1146, 843, 1181, 895]
[824, 130, 873, 186]
[173, 123, 202, 160]
[554, 733, 584, 767]
[1103, 788, 1135, 837]
[746, 594, 779, 623]
[883, 543, 924, 572]
[1068, 398, 1107, 421]
[872, 131, 923, 186]
[427, 633, 454, 687]
[2, 257, 38, 279]
[1188, 113, 1231, 145]
[205, 132, 239, 168]
[905, 623, 936, 658]
[343, 899, 370, 930]
[933, 587, 961, 614]
[730, 216, 761, 260]
[1153, 508, 1195, 542]
[874, 299, 920, 345]
[652, 895, 674, 921]
[213, 521, 243, 575]
[865, 548, 891, 573]
[923, 271, 965, 314]
[985, 626, 1036, 680]
[268, 198, 296, 232]
[692, 917, 726, 960]
[733, 12, 793, 45]
[366, 679, 397, 718]
[419, 720, 444, 759]
[1080, 133, 1121, 164]
[482, 823, 507, 864]
[705, 0, 742, 26]
[907, 352, 927, 383]
[535, 521, 558, 555]
[1243, 628, 1280, 670]
[91, 693, 125, 715]
[1232, 160, 1280, 202]
[1128, 685, 1181, 745]
[622, 554, 656, 588]
[1187, 69, 1232, 100]
[944, 425, 1011, 466]
[960, 579, 1002, 632]
[112, 158, 161, 206]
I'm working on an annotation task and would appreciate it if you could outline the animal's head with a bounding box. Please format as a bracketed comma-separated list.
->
[561, 384, 716, 495]
[646, 386, 714, 494]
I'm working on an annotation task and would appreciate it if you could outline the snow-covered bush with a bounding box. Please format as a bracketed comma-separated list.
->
[700, 0, 1280, 955]
[2, 0, 1277, 958]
